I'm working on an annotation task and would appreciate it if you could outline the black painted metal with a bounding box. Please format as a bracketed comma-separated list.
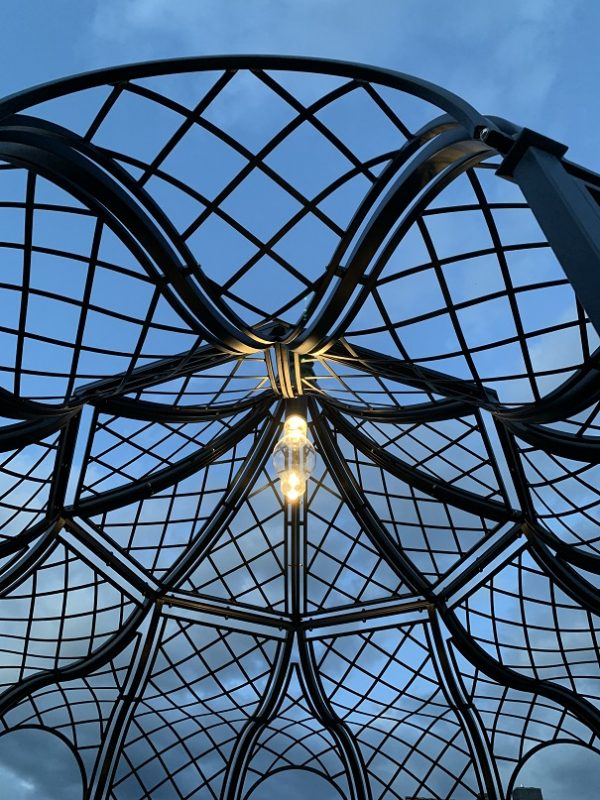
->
[0, 55, 598, 800]
[497, 129, 600, 339]
[325, 400, 518, 523]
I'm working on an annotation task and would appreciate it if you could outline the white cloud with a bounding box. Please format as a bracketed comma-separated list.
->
[88, 0, 581, 128]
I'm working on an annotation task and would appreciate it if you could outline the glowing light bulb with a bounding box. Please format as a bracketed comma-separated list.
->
[284, 414, 307, 442]
[272, 412, 316, 502]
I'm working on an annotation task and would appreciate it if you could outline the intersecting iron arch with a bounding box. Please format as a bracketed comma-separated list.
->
[0, 55, 598, 800]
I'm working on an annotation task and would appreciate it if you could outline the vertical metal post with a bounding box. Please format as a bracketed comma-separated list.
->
[495, 127, 600, 337]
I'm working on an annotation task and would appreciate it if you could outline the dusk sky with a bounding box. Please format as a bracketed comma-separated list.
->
[0, 2, 600, 799]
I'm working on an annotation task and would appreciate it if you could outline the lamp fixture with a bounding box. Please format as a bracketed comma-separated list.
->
[272, 410, 316, 502]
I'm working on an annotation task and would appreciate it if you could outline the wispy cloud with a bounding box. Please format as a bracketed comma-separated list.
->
[89, 0, 581, 129]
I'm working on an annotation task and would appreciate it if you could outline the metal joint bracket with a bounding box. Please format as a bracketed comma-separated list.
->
[495, 127, 568, 179]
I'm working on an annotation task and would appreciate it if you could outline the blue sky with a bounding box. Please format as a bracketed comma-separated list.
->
[0, 0, 597, 168]
[0, 1, 600, 799]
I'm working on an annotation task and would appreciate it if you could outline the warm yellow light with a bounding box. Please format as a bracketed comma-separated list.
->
[283, 414, 307, 441]
[287, 471, 301, 487]
[272, 411, 316, 503]
[280, 469, 306, 501]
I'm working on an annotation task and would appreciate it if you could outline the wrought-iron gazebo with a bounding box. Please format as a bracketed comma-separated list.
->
[0, 56, 598, 799]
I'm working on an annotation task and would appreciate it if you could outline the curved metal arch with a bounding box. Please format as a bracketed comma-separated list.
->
[0, 128, 505, 366]
[220, 635, 294, 800]
[0, 55, 599, 800]
[0, 519, 59, 588]
[222, 638, 366, 800]
[0, 599, 151, 718]
[308, 399, 600, 743]
[492, 351, 600, 424]
[76, 343, 237, 402]
[92, 390, 274, 422]
[0, 59, 515, 361]
[241, 765, 349, 800]
[0, 411, 76, 451]
[71, 394, 274, 517]
[87, 602, 163, 800]
[0, 122, 202, 333]
[0, 55, 492, 135]
[0, 116, 265, 353]
[441, 607, 600, 739]
[528, 520, 600, 574]
[427, 610, 503, 800]
[160, 401, 284, 591]
[298, 634, 372, 800]
[323, 399, 518, 522]
[309, 398, 429, 597]
[319, 394, 474, 423]
[504, 737, 600, 800]
[503, 418, 600, 464]
[323, 340, 492, 405]
[0, 723, 89, 797]
[7, 113, 292, 355]
[525, 530, 600, 617]
[294, 129, 494, 355]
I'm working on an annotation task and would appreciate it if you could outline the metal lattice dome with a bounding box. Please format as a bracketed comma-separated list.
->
[0, 55, 598, 800]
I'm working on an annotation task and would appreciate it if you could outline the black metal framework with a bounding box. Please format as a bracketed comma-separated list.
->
[0, 55, 598, 799]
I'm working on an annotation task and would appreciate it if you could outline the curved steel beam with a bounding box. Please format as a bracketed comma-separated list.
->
[0, 60, 506, 358]
[71, 395, 274, 517]
[310, 400, 600, 741]
[293, 131, 494, 354]
[0, 385, 77, 420]
[492, 421, 600, 579]
[318, 394, 473, 423]
[0, 724, 89, 795]
[224, 636, 367, 800]
[309, 398, 429, 597]
[11, 113, 278, 354]
[505, 738, 600, 800]
[285, 123, 472, 348]
[241, 766, 347, 800]
[161, 401, 283, 590]
[76, 344, 236, 402]
[325, 400, 518, 523]
[92, 390, 274, 423]
[0, 116, 271, 354]
[88, 604, 163, 800]
[525, 528, 600, 617]
[298, 634, 372, 800]
[494, 351, 600, 423]
[0, 120, 208, 339]
[221, 635, 294, 800]
[0, 56, 492, 137]
[441, 605, 600, 737]
[0, 599, 151, 718]
[0, 519, 59, 589]
[427, 611, 503, 800]
[325, 340, 600, 428]
[0, 518, 59, 562]
[323, 340, 491, 404]
[0, 410, 77, 452]
[529, 521, 600, 575]
[502, 418, 600, 464]
[0, 80, 521, 368]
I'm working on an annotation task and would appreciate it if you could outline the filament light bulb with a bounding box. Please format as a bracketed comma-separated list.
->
[272, 412, 316, 502]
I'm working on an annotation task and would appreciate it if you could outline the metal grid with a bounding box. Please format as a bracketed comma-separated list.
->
[0, 56, 598, 799]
